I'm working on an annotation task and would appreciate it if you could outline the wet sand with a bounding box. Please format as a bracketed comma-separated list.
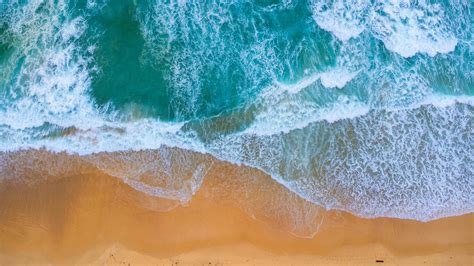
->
[0, 165, 472, 265]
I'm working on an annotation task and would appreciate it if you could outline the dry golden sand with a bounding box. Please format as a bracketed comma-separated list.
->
[0, 166, 472, 265]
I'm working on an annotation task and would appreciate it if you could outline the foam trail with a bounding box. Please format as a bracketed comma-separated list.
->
[277, 68, 359, 93]
[319, 69, 360, 89]
[244, 95, 370, 135]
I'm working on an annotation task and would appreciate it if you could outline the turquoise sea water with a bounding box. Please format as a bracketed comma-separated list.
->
[0, 0, 473, 226]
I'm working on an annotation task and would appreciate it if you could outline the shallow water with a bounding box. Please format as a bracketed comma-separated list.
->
[0, 0, 473, 228]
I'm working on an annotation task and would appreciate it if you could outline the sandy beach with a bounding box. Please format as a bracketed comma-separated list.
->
[0, 158, 472, 265]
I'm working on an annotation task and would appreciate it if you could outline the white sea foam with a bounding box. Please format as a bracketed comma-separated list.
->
[319, 69, 360, 89]
[276, 73, 321, 94]
[370, 0, 458, 57]
[311, 0, 368, 41]
[420, 94, 474, 108]
[311, 0, 458, 57]
[0, 2, 101, 131]
[87, 150, 211, 204]
[244, 95, 369, 136]
[277, 68, 359, 93]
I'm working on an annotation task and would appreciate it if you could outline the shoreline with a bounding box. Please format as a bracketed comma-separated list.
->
[0, 167, 472, 265]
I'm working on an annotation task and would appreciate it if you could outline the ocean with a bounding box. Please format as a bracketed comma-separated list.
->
[0, 0, 473, 236]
